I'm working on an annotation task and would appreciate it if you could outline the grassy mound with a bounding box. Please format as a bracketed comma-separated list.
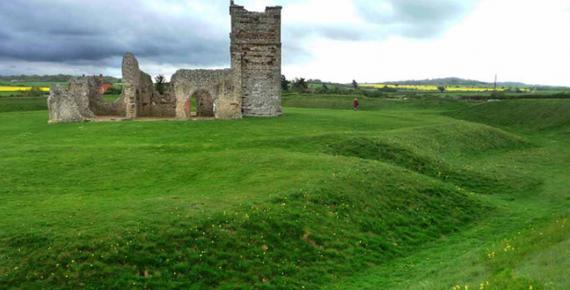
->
[248, 122, 537, 195]
[326, 137, 509, 194]
[379, 122, 530, 158]
[1, 160, 483, 289]
[449, 99, 570, 131]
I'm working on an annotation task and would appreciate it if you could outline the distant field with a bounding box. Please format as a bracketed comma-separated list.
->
[0, 81, 66, 87]
[361, 83, 530, 92]
[0, 86, 50, 92]
[1, 93, 569, 289]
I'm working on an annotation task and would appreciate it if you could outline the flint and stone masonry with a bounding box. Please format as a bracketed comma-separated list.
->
[122, 53, 175, 119]
[47, 76, 125, 123]
[171, 69, 239, 119]
[48, 2, 282, 123]
[47, 78, 97, 123]
[172, 2, 282, 119]
[230, 3, 282, 117]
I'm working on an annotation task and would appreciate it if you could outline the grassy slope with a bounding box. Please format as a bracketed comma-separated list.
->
[1, 96, 569, 289]
[449, 99, 570, 131]
[332, 98, 570, 290]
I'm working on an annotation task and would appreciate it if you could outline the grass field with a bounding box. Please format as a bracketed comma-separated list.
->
[0, 81, 66, 88]
[0, 97, 48, 113]
[0, 94, 568, 289]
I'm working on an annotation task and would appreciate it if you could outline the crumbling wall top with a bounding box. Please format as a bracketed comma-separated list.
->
[230, 1, 282, 14]
[230, 2, 281, 46]
[171, 69, 233, 87]
[122, 53, 141, 86]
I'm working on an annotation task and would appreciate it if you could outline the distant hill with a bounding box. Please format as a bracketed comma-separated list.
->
[379, 77, 529, 88]
[0, 74, 121, 84]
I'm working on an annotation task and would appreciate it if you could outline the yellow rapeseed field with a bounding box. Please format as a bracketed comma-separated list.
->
[0, 86, 50, 92]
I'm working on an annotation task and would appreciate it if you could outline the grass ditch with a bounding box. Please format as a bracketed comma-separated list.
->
[0, 161, 485, 289]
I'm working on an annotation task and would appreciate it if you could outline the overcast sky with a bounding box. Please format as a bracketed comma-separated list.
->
[1, 0, 569, 86]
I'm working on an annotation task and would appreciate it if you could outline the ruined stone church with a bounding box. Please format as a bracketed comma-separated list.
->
[48, 2, 282, 123]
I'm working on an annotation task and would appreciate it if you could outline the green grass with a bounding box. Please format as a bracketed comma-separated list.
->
[103, 94, 121, 102]
[0, 95, 569, 289]
[450, 99, 570, 131]
[0, 96, 47, 112]
[283, 92, 473, 112]
[0, 92, 19, 97]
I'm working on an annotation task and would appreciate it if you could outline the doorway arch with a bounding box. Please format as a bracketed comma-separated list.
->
[171, 69, 241, 120]
[184, 89, 214, 117]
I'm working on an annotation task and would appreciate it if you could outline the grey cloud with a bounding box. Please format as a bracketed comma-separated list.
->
[0, 0, 478, 76]
[0, 0, 230, 67]
[259, 0, 478, 45]
[354, 0, 477, 38]
[279, 0, 477, 43]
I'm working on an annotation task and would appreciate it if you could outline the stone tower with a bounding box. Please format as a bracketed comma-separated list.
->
[230, 2, 282, 117]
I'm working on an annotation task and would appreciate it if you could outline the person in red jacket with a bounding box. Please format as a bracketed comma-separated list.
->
[353, 97, 360, 111]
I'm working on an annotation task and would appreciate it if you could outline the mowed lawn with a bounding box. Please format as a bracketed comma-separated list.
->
[1, 96, 569, 289]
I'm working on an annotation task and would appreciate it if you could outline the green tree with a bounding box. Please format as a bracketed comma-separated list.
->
[318, 83, 329, 94]
[292, 78, 308, 92]
[155, 75, 166, 95]
[437, 85, 446, 93]
[352, 80, 358, 89]
[281, 75, 290, 91]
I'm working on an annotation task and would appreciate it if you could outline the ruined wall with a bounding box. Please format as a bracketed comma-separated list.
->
[171, 69, 240, 119]
[88, 76, 125, 116]
[122, 53, 175, 118]
[230, 3, 282, 117]
[48, 2, 283, 123]
[48, 76, 127, 123]
[91, 96, 125, 117]
[122, 53, 140, 118]
[48, 78, 97, 123]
